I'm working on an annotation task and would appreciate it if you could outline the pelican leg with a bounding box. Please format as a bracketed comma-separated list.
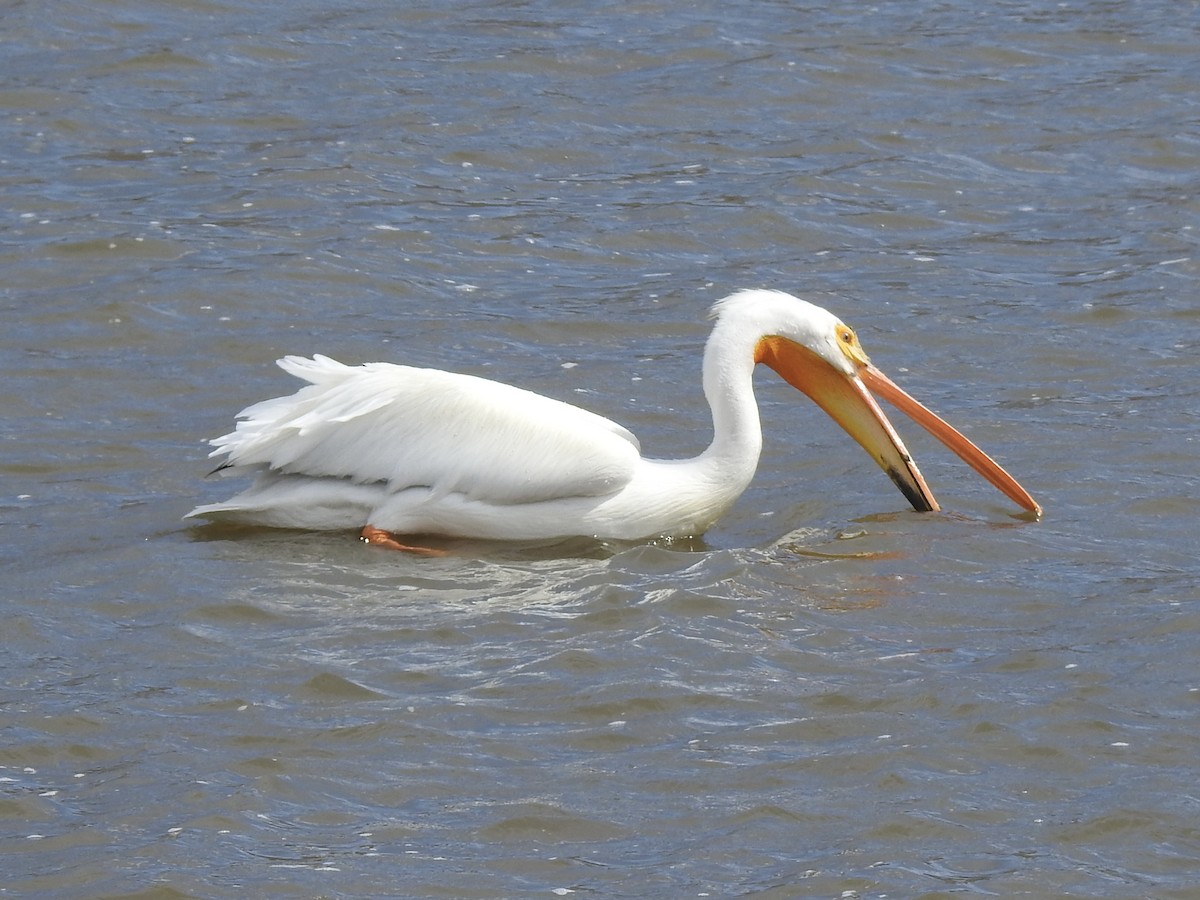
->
[360, 525, 447, 556]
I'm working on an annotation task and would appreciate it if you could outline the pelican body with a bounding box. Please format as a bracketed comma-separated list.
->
[186, 290, 1039, 550]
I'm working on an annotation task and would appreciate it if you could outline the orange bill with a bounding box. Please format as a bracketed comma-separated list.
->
[756, 335, 1041, 516]
[756, 336, 940, 512]
[859, 364, 1042, 515]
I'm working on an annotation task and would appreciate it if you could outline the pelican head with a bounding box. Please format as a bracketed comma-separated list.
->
[708, 289, 1040, 516]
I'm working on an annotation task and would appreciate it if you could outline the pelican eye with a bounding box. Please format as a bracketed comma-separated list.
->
[835, 324, 869, 365]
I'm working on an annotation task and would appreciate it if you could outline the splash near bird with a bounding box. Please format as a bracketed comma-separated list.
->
[186, 289, 1040, 551]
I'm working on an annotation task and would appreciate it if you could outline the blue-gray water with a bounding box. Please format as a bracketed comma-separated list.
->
[3, 2, 1199, 897]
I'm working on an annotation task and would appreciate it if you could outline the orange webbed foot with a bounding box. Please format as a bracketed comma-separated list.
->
[360, 525, 447, 556]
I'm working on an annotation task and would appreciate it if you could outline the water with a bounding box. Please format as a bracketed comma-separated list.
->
[3, 1, 1199, 896]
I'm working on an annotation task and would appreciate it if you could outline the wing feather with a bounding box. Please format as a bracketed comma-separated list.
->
[208, 356, 642, 504]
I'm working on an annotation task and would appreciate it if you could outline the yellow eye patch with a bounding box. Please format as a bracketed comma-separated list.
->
[835, 324, 871, 367]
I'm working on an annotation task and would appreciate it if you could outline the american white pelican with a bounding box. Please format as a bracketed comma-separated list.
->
[186, 289, 1039, 552]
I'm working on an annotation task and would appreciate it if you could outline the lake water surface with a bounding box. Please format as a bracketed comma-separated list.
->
[3, 1, 1199, 896]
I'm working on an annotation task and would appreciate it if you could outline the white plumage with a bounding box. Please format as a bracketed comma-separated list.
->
[217, 356, 641, 503]
[186, 289, 1039, 549]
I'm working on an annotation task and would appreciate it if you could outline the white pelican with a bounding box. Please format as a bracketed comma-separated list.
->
[186, 289, 1039, 552]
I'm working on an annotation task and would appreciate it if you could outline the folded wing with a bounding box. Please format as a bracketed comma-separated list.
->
[207, 355, 642, 504]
